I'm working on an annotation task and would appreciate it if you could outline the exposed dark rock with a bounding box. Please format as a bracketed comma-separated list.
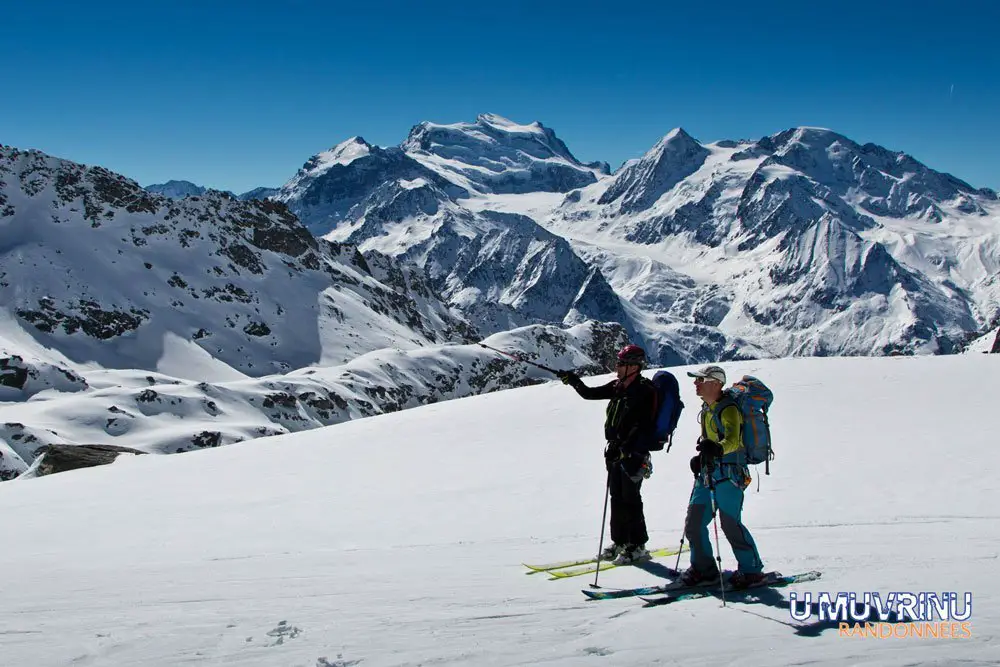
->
[136, 389, 158, 403]
[191, 431, 222, 448]
[16, 298, 149, 339]
[0, 356, 28, 389]
[243, 321, 271, 337]
[221, 243, 265, 275]
[263, 392, 298, 409]
[35, 444, 146, 476]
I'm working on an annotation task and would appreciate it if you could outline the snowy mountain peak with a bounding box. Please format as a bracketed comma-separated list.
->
[401, 114, 600, 194]
[596, 127, 710, 211]
[475, 113, 544, 135]
[730, 127, 855, 167]
[772, 126, 846, 150]
[643, 127, 708, 167]
[303, 136, 373, 174]
[275, 137, 381, 205]
[274, 138, 467, 237]
[656, 127, 700, 150]
[741, 126, 987, 221]
[279, 137, 393, 204]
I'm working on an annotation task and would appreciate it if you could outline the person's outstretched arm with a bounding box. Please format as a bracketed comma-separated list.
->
[557, 371, 616, 400]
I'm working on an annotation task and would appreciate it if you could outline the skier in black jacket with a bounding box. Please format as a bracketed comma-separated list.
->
[557, 344, 658, 565]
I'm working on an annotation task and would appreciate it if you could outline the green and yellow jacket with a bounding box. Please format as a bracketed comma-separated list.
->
[701, 399, 744, 461]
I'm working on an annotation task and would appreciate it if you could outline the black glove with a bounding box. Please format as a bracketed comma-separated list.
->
[696, 437, 724, 459]
[690, 455, 702, 476]
[557, 370, 580, 386]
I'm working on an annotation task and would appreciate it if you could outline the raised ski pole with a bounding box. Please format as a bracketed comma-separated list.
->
[590, 471, 612, 589]
[708, 473, 727, 607]
[477, 342, 561, 375]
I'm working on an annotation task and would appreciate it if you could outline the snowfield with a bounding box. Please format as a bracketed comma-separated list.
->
[2, 353, 998, 666]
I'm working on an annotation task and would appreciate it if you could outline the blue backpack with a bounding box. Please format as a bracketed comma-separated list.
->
[648, 370, 685, 451]
[708, 375, 774, 473]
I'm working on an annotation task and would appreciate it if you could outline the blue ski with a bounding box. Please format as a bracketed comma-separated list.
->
[581, 569, 684, 600]
[639, 570, 823, 607]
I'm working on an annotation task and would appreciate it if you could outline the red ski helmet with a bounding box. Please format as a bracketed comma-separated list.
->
[616, 344, 646, 367]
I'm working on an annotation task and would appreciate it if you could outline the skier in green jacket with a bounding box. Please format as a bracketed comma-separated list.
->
[680, 364, 765, 589]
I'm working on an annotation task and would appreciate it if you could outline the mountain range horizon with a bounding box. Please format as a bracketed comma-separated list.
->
[139, 114, 998, 197]
[5, 111, 998, 369]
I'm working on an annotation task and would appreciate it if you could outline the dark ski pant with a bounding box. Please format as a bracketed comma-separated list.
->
[609, 462, 648, 546]
[684, 473, 763, 575]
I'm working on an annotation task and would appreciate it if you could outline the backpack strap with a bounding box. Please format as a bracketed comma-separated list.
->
[643, 376, 659, 451]
[709, 396, 737, 439]
[647, 377, 660, 423]
[710, 396, 747, 465]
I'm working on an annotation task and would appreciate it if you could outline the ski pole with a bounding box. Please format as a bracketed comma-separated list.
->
[477, 342, 561, 375]
[673, 533, 686, 572]
[590, 470, 612, 589]
[708, 478, 727, 607]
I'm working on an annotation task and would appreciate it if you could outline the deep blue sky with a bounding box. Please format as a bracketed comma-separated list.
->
[3, 1, 997, 193]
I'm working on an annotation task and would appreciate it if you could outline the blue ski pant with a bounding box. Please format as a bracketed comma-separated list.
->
[684, 473, 763, 575]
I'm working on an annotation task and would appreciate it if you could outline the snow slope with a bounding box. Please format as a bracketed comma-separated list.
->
[965, 327, 999, 354]
[0, 321, 627, 478]
[1, 354, 997, 666]
[0, 146, 474, 375]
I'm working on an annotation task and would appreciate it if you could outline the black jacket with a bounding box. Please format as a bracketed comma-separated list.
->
[568, 375, 658, 455]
